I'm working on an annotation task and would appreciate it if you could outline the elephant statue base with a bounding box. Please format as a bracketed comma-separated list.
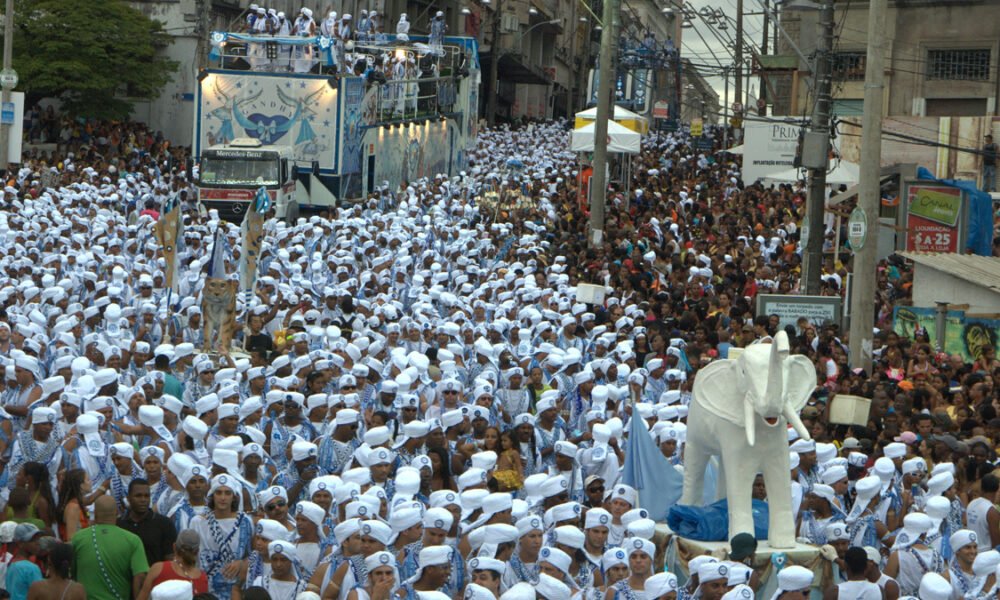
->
[680, 331, 815, 549]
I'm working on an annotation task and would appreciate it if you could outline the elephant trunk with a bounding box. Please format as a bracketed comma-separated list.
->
[764, 332, 791, 408]
[744, 397, 756, 447]
[784, 404, 812, 441]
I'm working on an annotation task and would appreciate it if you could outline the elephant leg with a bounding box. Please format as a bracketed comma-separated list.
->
[763, 452, 796, 548]
[723, 444, 758, 541]
[713, 457, 726, 502]
[680, 438, 709, 506]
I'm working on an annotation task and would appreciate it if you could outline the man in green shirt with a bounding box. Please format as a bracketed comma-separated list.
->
[71, 496, 149, 600]
[154, 351, 184, 399]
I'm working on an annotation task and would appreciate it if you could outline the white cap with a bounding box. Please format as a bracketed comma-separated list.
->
[535, 573, 570, 599]
[151, 580, 193, 600]
[918, 573, 952, 600]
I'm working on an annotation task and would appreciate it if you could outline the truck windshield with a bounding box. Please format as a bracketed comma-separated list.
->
[200, 155, 280, 186]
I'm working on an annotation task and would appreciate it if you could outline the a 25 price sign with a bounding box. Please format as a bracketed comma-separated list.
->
[906, 185, 961, 253]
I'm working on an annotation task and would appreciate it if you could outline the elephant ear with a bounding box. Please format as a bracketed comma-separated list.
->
[782, 355, 818, 413]
[691, 358, 746, 428]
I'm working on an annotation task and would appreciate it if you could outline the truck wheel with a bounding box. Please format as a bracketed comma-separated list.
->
[284, 200, 300, 224]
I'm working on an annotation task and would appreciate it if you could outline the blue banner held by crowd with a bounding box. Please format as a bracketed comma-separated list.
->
[621, 410, 685, 523]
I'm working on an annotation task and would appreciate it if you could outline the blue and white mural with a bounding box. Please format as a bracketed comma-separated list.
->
[198, 72, 338, 170]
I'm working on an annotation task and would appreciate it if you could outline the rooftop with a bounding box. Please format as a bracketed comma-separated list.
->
[898, 252, 1000, 295]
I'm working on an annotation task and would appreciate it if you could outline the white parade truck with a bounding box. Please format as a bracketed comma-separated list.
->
[192, 31, 482, 222]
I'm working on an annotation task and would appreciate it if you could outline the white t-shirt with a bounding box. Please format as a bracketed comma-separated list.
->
[837, 579, 882, 600]
[966, 497, 994, 551]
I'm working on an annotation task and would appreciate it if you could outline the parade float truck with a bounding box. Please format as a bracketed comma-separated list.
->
[196, 138, 305, 220]
[193, 30, 481, 222]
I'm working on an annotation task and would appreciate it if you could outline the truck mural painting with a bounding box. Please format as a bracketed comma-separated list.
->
[199, 72, 338, 171]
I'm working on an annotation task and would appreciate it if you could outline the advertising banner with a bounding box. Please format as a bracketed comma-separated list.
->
[904, 184, 963, 253]
[757, 294, 843, 331]
[742, 121, 803, 183]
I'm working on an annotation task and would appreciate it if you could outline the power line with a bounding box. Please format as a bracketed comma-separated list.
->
[834, 119, 988, 157]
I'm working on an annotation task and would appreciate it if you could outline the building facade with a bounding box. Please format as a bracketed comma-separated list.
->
[680, 58, 721, 123]
[475, 0, 681, 121]
[765, 0, 1000, 118]
[130, 0, 687, 140]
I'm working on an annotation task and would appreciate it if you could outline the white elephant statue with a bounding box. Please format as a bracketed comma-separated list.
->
[680, 331, 815, 548]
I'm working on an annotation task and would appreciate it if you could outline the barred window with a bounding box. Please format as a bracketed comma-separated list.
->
[926, 49, 991, 81]
[831, 52, 866, 81]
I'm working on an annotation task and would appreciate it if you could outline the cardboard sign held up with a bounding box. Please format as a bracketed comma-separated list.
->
[828, 394, 871, 426]
[576, 283, 607, 306]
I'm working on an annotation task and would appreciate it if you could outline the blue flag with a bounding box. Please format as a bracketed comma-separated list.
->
[621, 413, 685, 522]
[207, 226, 227, 279]
[254, 186, 271, 213]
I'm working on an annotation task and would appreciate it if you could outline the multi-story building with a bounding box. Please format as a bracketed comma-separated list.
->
[129, 0, 686, 139]
[473, 0, 681, 121]
[763, 0, 1000, 117]
[680, 58, 721, 123]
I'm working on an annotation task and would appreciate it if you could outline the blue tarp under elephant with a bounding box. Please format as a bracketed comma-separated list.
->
[667, 499, 770, 541]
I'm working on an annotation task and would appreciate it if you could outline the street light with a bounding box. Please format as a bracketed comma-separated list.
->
[528, 7, 538, 14]
[461, 7, 472, 14]
[511, 18, 562, 50]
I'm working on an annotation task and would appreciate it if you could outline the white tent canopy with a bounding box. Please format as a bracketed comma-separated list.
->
[761, 159, 860, 186]
[575, 105, 646, 122]
[571, 120, 641, 154]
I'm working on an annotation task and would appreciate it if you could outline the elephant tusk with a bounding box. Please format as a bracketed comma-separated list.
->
[744, 399, 756, 447]
[784, 404, 812, 441]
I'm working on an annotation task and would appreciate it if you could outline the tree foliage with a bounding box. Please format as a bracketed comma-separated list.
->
[12, 0, 179, 119]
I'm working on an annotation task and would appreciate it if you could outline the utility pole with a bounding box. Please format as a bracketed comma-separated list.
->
[722, 66, 729, 148]
[0, 0, 15, 175]
[760, 0, 768, 109]
[734, 0, 743, 111]
[566, 0, 577, 119]
[848, 0, 885, 372]
[761, 0, 768, 56]
[801, 0, 834, 295]
[487, 0, 502, 126]
[588, 0, 619, 247]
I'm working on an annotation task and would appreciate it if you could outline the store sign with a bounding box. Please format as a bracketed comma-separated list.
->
[757, 294, 842, 330]
[905, 185, 963, 253]
[742, 121, 803, 183]
[847, 207, 868, 249]
[690, 118, 703, 137]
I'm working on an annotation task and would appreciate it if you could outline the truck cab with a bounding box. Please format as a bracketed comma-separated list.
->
[196, 138, 301, 221]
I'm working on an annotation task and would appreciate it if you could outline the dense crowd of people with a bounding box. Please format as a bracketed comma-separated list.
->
[0, 116, 996, 600]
